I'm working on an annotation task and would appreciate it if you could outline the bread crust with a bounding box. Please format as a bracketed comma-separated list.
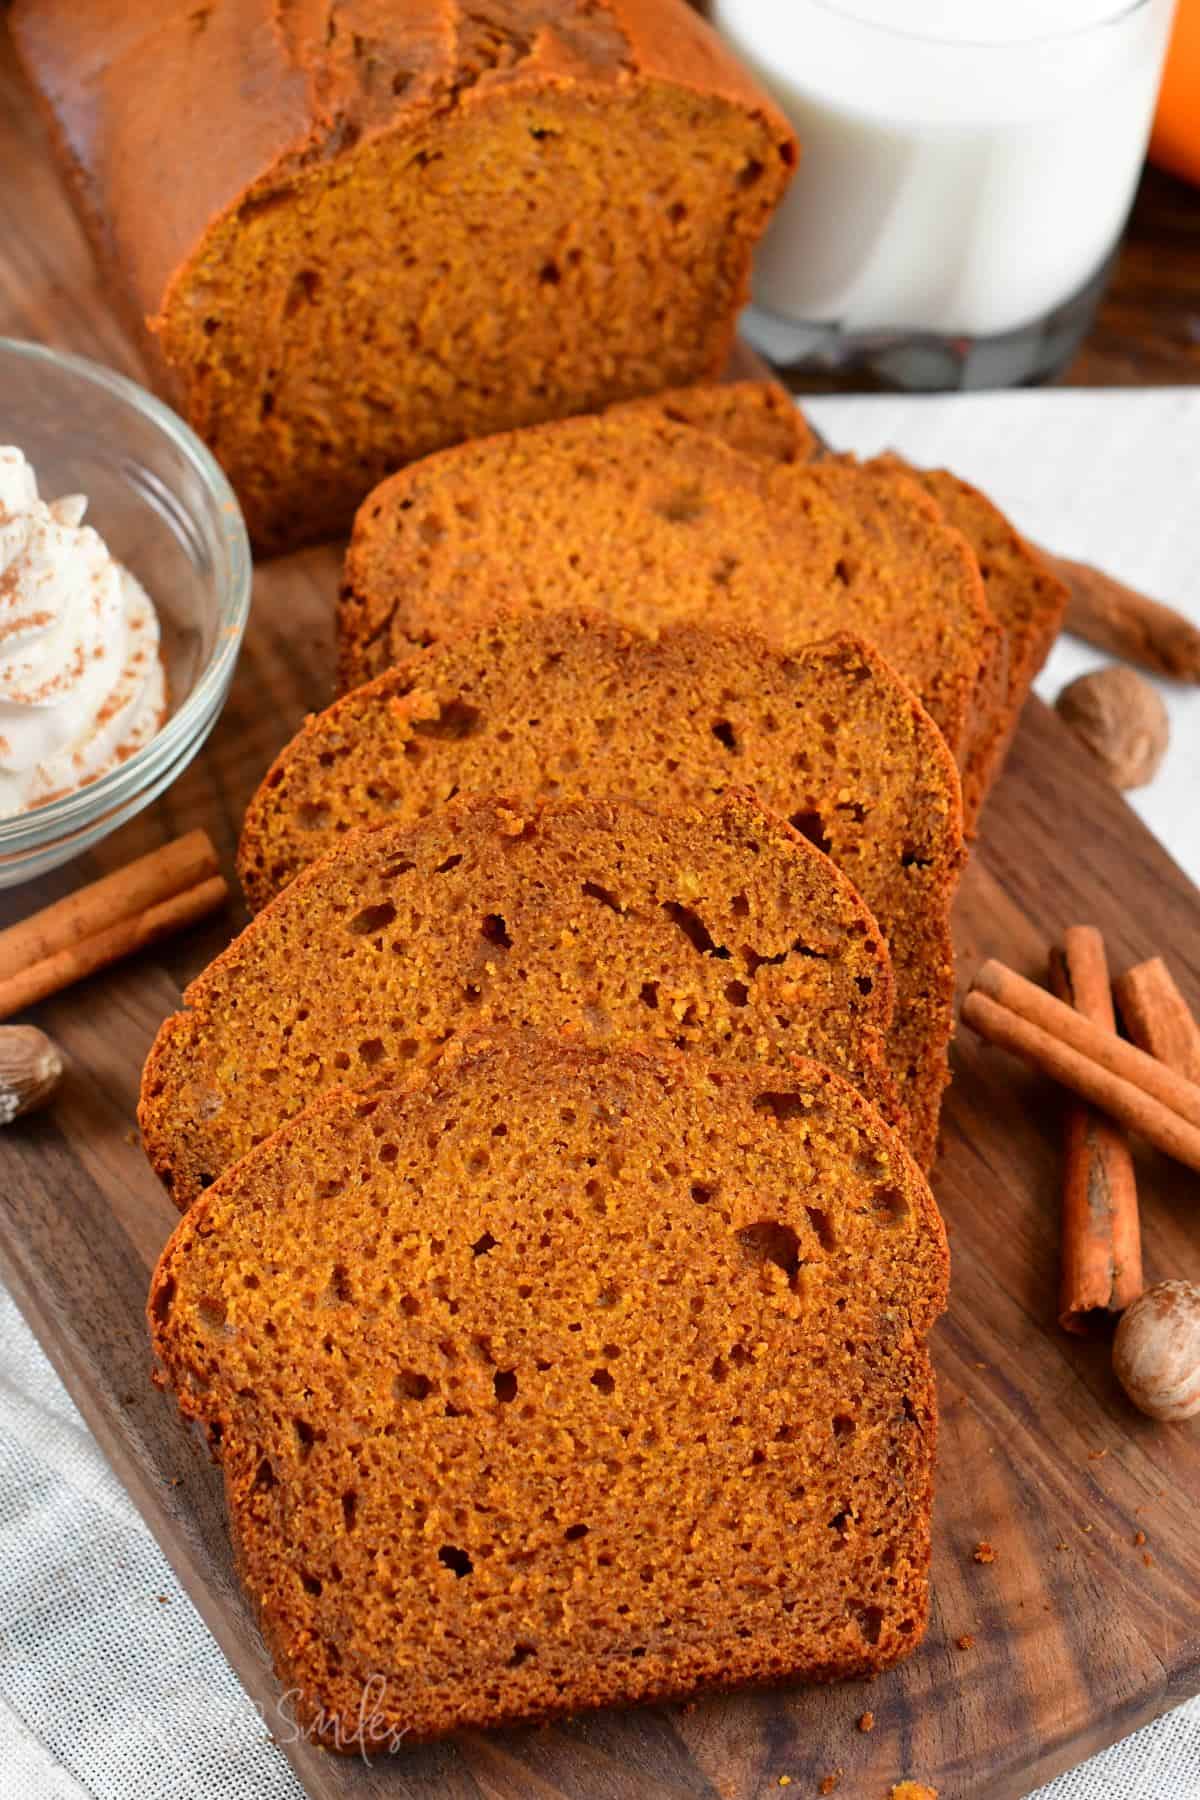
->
[907, 463, 1070, 810]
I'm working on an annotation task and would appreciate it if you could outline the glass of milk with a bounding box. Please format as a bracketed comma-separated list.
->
[710, 0, 1177, 388]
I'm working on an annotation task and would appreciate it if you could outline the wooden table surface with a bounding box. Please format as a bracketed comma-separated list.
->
[1072, 165, 1200, 387]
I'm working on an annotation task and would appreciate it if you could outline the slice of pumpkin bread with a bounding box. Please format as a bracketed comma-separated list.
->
[238, 610, 963, 1169]
[144, 791, 901, 1211]
[148, 1036, 949, 1748]
[336, 404, 999, 790]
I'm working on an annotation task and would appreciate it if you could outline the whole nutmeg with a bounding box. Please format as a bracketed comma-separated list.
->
[1113, 1280, 1200, 1421]
[0, 1024, 63, 1125]
[1055, 665, 1169, 790]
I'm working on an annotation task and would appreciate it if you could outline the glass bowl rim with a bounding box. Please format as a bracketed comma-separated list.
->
[0, 336, 251, 849]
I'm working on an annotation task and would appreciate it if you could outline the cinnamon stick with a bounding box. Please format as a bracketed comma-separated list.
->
[1114, 956, 1200, 1084]
[1049, 928, 1142, 1333]
[1039, 548, 1200, 683]
[961, 989, 1200, 1174]
[0, 829, 218, 980]
[969, 959, 1200, 1128]
[0, 875, 228, 1022]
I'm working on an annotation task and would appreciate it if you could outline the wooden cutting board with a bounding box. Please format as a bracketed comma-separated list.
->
[2, 33, 1199, 1800]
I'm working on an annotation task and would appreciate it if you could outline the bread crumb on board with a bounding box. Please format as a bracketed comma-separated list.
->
[858, 1711, 875, 1732]
[1134, 1530, 1147, 1546]
[818, 1773, 843, 1795]
[889, 1784, 939, 1800]
[972, 1540, 997, 1564]
[956, 1633, 975, 1651]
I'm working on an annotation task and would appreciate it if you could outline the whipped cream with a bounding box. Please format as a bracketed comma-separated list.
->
[0, 447, 168, 817]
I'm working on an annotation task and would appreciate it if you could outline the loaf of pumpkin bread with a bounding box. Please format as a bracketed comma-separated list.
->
[148, 1035, 949, 1748]
[142, 790, 902, 1210]
[11, 0, 796, 553]
[238, 610, 963, 1169]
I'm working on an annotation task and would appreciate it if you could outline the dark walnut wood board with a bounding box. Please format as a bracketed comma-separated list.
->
[2, 31, 1199, 1800]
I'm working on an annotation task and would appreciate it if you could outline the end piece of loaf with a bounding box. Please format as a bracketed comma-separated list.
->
[238, 610, 963, 1169]
[11, 1, 795, 553]
[148, 1036, 948, 1748]
[144, 790, 901, 1210]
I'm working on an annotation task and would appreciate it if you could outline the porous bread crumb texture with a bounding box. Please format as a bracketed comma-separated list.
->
[12, 2, 795, 555]
[148, 1038, 948, 1748]
[142, 790, 902, 1211]
[238, 610, 964, 1168]
[336, 398, 998, 793]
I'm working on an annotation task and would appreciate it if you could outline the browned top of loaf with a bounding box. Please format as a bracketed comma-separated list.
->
[148, 1035, 949, 1747]
[239, 608, 963, 1168]
[337, 401, 998, 771]
[143, 790, 901, 1211]
[10, 0, 790, 322]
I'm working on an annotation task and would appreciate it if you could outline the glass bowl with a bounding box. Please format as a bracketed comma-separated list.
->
[0, 338, 251, 886]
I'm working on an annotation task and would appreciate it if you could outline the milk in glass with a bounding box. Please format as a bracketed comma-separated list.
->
[712, 0, 1176, 343]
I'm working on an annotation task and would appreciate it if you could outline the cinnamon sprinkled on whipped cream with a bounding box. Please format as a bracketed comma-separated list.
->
[0, 447, 167, 816]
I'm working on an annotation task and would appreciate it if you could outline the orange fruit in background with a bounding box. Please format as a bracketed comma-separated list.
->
[1151, 0, 1200, 184]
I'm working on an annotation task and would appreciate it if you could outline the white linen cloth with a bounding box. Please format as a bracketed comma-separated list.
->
[2, 388, 1199, 1799]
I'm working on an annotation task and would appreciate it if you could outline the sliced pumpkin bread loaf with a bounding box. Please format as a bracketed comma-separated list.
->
[336, 402, 1000, 794]
[144, 790, 901, 1210]
[148, 1035, 949, 1747]
[239, 610, 963, 1169]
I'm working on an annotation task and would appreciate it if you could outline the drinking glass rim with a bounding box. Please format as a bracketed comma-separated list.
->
[807, 0, 1153, 51]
